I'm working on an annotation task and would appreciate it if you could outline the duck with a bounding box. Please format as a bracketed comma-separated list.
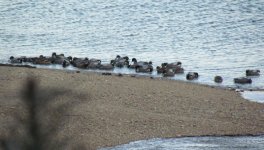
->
[98, 63, 114, 70]
[135, 65, 153, 73]
[128, 58, 138, 68]
[186, 72, 199, 80]
[165, 62, 182, 68]
[19, 56, 36, 63]
[161, 62, 184, 74]
[214, 76, 223, 83]
[87, 58, 101, 69]
[246, 69, 260, 76]
[32, 55, 52, 65]
[173, 67, 184, 74]
[156, 66, 166, 74]
[71, 57, 89, 68]
[62, 60, 70, 67]
[51, 52, 66, 64]
[9, 56, 22, 63]
[234, 77, 252, 84]
[128, 58, 150, 69]
[163, 69, 175, 77]
[111, 55, 129, 68]
[17, 56, 27, 62]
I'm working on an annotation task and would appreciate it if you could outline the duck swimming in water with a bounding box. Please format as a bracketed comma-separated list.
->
[234, 77, 252, 84]
[246, 69, 260, 76]
[214, 76, 223, 83]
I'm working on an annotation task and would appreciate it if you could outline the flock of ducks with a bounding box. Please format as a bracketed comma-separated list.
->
[9, 52, 261, 84]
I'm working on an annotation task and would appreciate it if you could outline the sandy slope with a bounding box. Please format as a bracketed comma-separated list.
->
[0, 66, 263, 149]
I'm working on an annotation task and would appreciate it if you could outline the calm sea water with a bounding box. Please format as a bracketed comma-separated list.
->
[0, 0, 264, 89]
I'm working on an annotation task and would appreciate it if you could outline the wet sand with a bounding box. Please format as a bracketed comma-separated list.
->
[0, 66, 264, 149]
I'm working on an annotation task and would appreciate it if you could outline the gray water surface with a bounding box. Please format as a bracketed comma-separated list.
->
[100, 136, 264, 150]
[0, 0, 264, 89]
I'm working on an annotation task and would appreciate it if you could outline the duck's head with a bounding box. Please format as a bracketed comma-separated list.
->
[177, 61, 182, 66]
[116, 55, 121, 59]
[194, 72, 199, 78]
[52, 52, 56, 57]
[132, 58, 137, 62]
[67, 56, 72, 61]
[161, 63, 168, 68]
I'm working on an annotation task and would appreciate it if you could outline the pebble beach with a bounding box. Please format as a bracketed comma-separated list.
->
[0, 66, 264, 149]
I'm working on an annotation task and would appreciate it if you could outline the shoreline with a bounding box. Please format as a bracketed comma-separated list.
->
[101, 133, 264, 149]
[1, 66, 264, 149]
[0, 63, 263, 92]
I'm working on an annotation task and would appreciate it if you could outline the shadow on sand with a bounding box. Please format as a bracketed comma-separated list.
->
[0, 77, 86, 150]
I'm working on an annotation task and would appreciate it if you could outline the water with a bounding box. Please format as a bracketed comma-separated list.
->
[241, 91, 264, 103]
[0, 0, 264, 89]
[100, 135, 264, 150]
